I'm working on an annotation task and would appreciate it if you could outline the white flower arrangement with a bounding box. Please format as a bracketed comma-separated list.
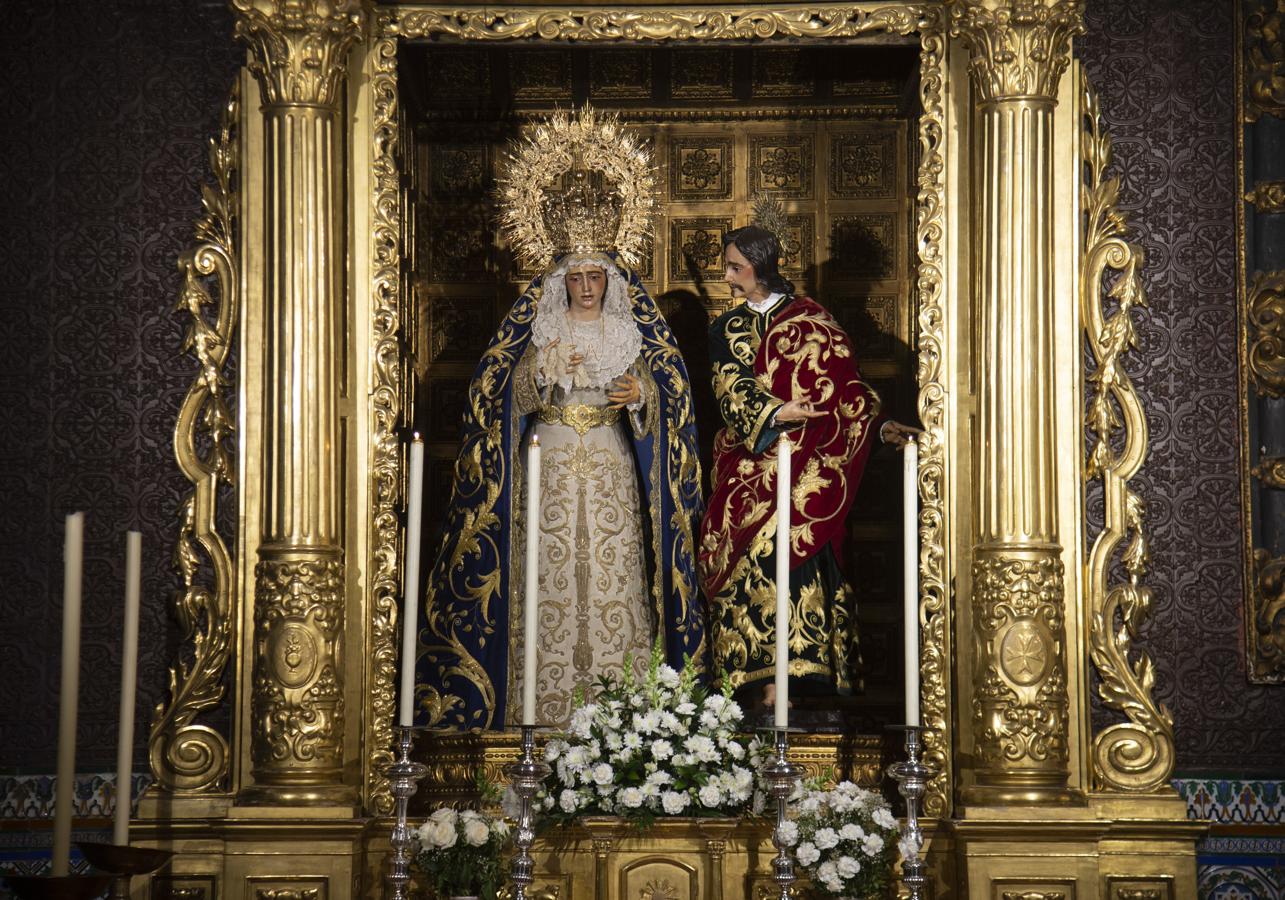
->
[536, 643, 755, 827]
[779, 780, 900, 899]
[414, 782, 511, 900]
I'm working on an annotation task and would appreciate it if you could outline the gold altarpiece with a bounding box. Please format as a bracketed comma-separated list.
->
[135, 1, 1204, 897]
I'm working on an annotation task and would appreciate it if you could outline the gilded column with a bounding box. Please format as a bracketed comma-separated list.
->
[231, 0, 364, 804]
[949, 0, 1084, 804]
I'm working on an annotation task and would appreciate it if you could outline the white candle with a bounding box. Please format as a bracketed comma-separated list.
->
[53, 512, 84, 877]
[903, 439, 920, 727]
[523, 434, 541, 727]
[113, 531, 142, 846]
[775, 436, 791, 730]
[400, 436, 426, 727]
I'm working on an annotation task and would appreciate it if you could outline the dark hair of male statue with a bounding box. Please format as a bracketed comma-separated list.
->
[722, 224, 795, 296]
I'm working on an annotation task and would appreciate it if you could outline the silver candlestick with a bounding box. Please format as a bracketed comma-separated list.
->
[507, 724, 550, 900]
[887, 725, 934, 900]
[384, 725, 429, 900]
[759, 727, 802, 900]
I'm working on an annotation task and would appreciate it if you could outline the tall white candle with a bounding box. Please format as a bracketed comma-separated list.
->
[53, 511, 84, 877]
[400, 436, 426, 727]
[903, 439, 920, 727]
[775, 436, 791, 730]
[113, 531, 142, 846]
[523, 434, 541, 727]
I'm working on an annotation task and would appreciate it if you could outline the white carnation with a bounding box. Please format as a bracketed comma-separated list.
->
[725, 741, 746, 760]
[873, 807, 897, 830]
[660, 790, 689, 814]
[699, 709, 720, 730]
[652, 739, 673, 761]
[837, 855, 861, 878]
[814, 827, 839, 850]
[796, 841, 820, 866]
[862, 833, 885, 856]
[620, 786, 645, 808]
[592, 763, 614, 786]
[840, 823, 864, 843]
[698, 784, 723, 808]
[559, 789, 579, 813]
[569, 704, 597, 739]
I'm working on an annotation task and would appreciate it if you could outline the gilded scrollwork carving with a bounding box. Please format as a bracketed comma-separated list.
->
[1250, 550, 1285, 681]
[150, 81, 240, 794]
[251, 555, 346, 778]
[1081, 80, 1175, 792]
[1248, 270, 1285, 397]
[1251, 454, 1285, 488]
[913, 5, 952, 818]
[971, 551, 1070, 776]
[231, 0, 365, 107]
[1245, 0, 1285, 121]
[364, 32, 404, 817]
[385, 4, 930, 42]
[948, 0, 1085, 102]
[1245, 180, 1285, 214]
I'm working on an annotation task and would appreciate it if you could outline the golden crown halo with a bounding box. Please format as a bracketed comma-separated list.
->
[498, 105, 656, 272]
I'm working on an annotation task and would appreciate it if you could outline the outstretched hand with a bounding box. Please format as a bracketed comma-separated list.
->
[879, 420, 921, 449]
[775, 399, 827, 423]
[607, 374, 641, 409]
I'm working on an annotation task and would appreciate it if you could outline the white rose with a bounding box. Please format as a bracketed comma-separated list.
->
[428, 819, 457, 849]
[620, 787, 645, 808]
[796, 842, 820, 867]
[814, 827, 839, 850]
[660, 790, 689, 814]
[592, 763, 614, 785]
[462, 817, 490, 847]
[837, 855, 861, 878]
[559, 789, 580, 813]
[862, 833, 885, 856]
[429, 806, 458, 825]
[698, 783, 723, 807]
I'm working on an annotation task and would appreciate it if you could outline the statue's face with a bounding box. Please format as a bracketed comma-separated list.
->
[723, 242, 764, 302]
[566, 265, 607, 316]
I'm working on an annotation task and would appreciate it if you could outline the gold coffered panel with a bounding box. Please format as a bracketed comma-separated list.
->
[668, 217, 733, 281]
[830, 127, 900, 199]
[590, 49, 653, 99]
[673, 48, 734, 99]
[748, 133, 814, 198]
[669, 137, 735, 200]
[512, 49, 574, 100]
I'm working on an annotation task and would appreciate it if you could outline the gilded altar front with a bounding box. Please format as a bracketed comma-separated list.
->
[133, 1, 1202, 897]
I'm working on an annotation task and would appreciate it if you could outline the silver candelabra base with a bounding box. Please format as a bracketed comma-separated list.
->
[384, 725, 429, 900]
[887, 725, 935, 900]
[759, 727, 803, 900]
[507, 724, 551, 900]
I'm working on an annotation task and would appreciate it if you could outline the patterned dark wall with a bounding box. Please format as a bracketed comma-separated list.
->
[1079, 0, 1285, 774]
[0, 1, 241, 772]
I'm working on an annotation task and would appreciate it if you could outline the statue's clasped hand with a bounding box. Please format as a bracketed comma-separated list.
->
[879, 420, 922, 449]
[607, 374, 641, 409]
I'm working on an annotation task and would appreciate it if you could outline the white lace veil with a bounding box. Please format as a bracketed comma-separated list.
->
[531, 253, 642, 394]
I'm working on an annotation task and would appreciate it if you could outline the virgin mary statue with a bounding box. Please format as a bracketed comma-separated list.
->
[414, 107, 705, 730]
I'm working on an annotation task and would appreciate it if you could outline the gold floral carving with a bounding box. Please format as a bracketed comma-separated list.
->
[912, 5, 952, 818]
[1245, 180, 1285, 214]
[1081, 81, 1175, 792]
[231, 0, 365, 107]
[1246, 0, 1285, 121]
[948, 0, 1085, 102]
[971, 552, 1070, 775]
[1250, 550, 1285, 682]
[1248, 270, 1285, 397]
[150, 81, 240, 794]
[1252, 455, 1285, 488]
[251, 556, 345, 777]
[255, 891, 321, 900]
[363, 33, 404, 817]
[1002, 892, 1067, 900]
[385, 4, 929, 42]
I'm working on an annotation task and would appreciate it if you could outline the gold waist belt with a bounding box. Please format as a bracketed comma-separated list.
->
[538, 404, 621, 436]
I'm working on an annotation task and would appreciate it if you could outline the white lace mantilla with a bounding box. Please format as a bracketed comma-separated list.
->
[532, 254, 642, 396]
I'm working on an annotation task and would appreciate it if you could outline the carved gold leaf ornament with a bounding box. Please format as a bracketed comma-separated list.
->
[1251, 550, 1285, 681]
[948, 0, 1085, 102]
[231, 0, 365, 106]
[1245, 179, 1285, 214]
[150, 81, 240, 794]
[364, 33, 403, 816]
[1080, 81, 1174, 792]
[1246, 0, 1285, 121]
[1248, 270, 1285, 397]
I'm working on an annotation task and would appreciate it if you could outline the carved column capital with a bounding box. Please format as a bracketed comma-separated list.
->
[231, 0, 366, 107]
[947, 0, 1084, 102]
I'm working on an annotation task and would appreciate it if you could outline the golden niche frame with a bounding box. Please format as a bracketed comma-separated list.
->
[144, 1, 1199, 895]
